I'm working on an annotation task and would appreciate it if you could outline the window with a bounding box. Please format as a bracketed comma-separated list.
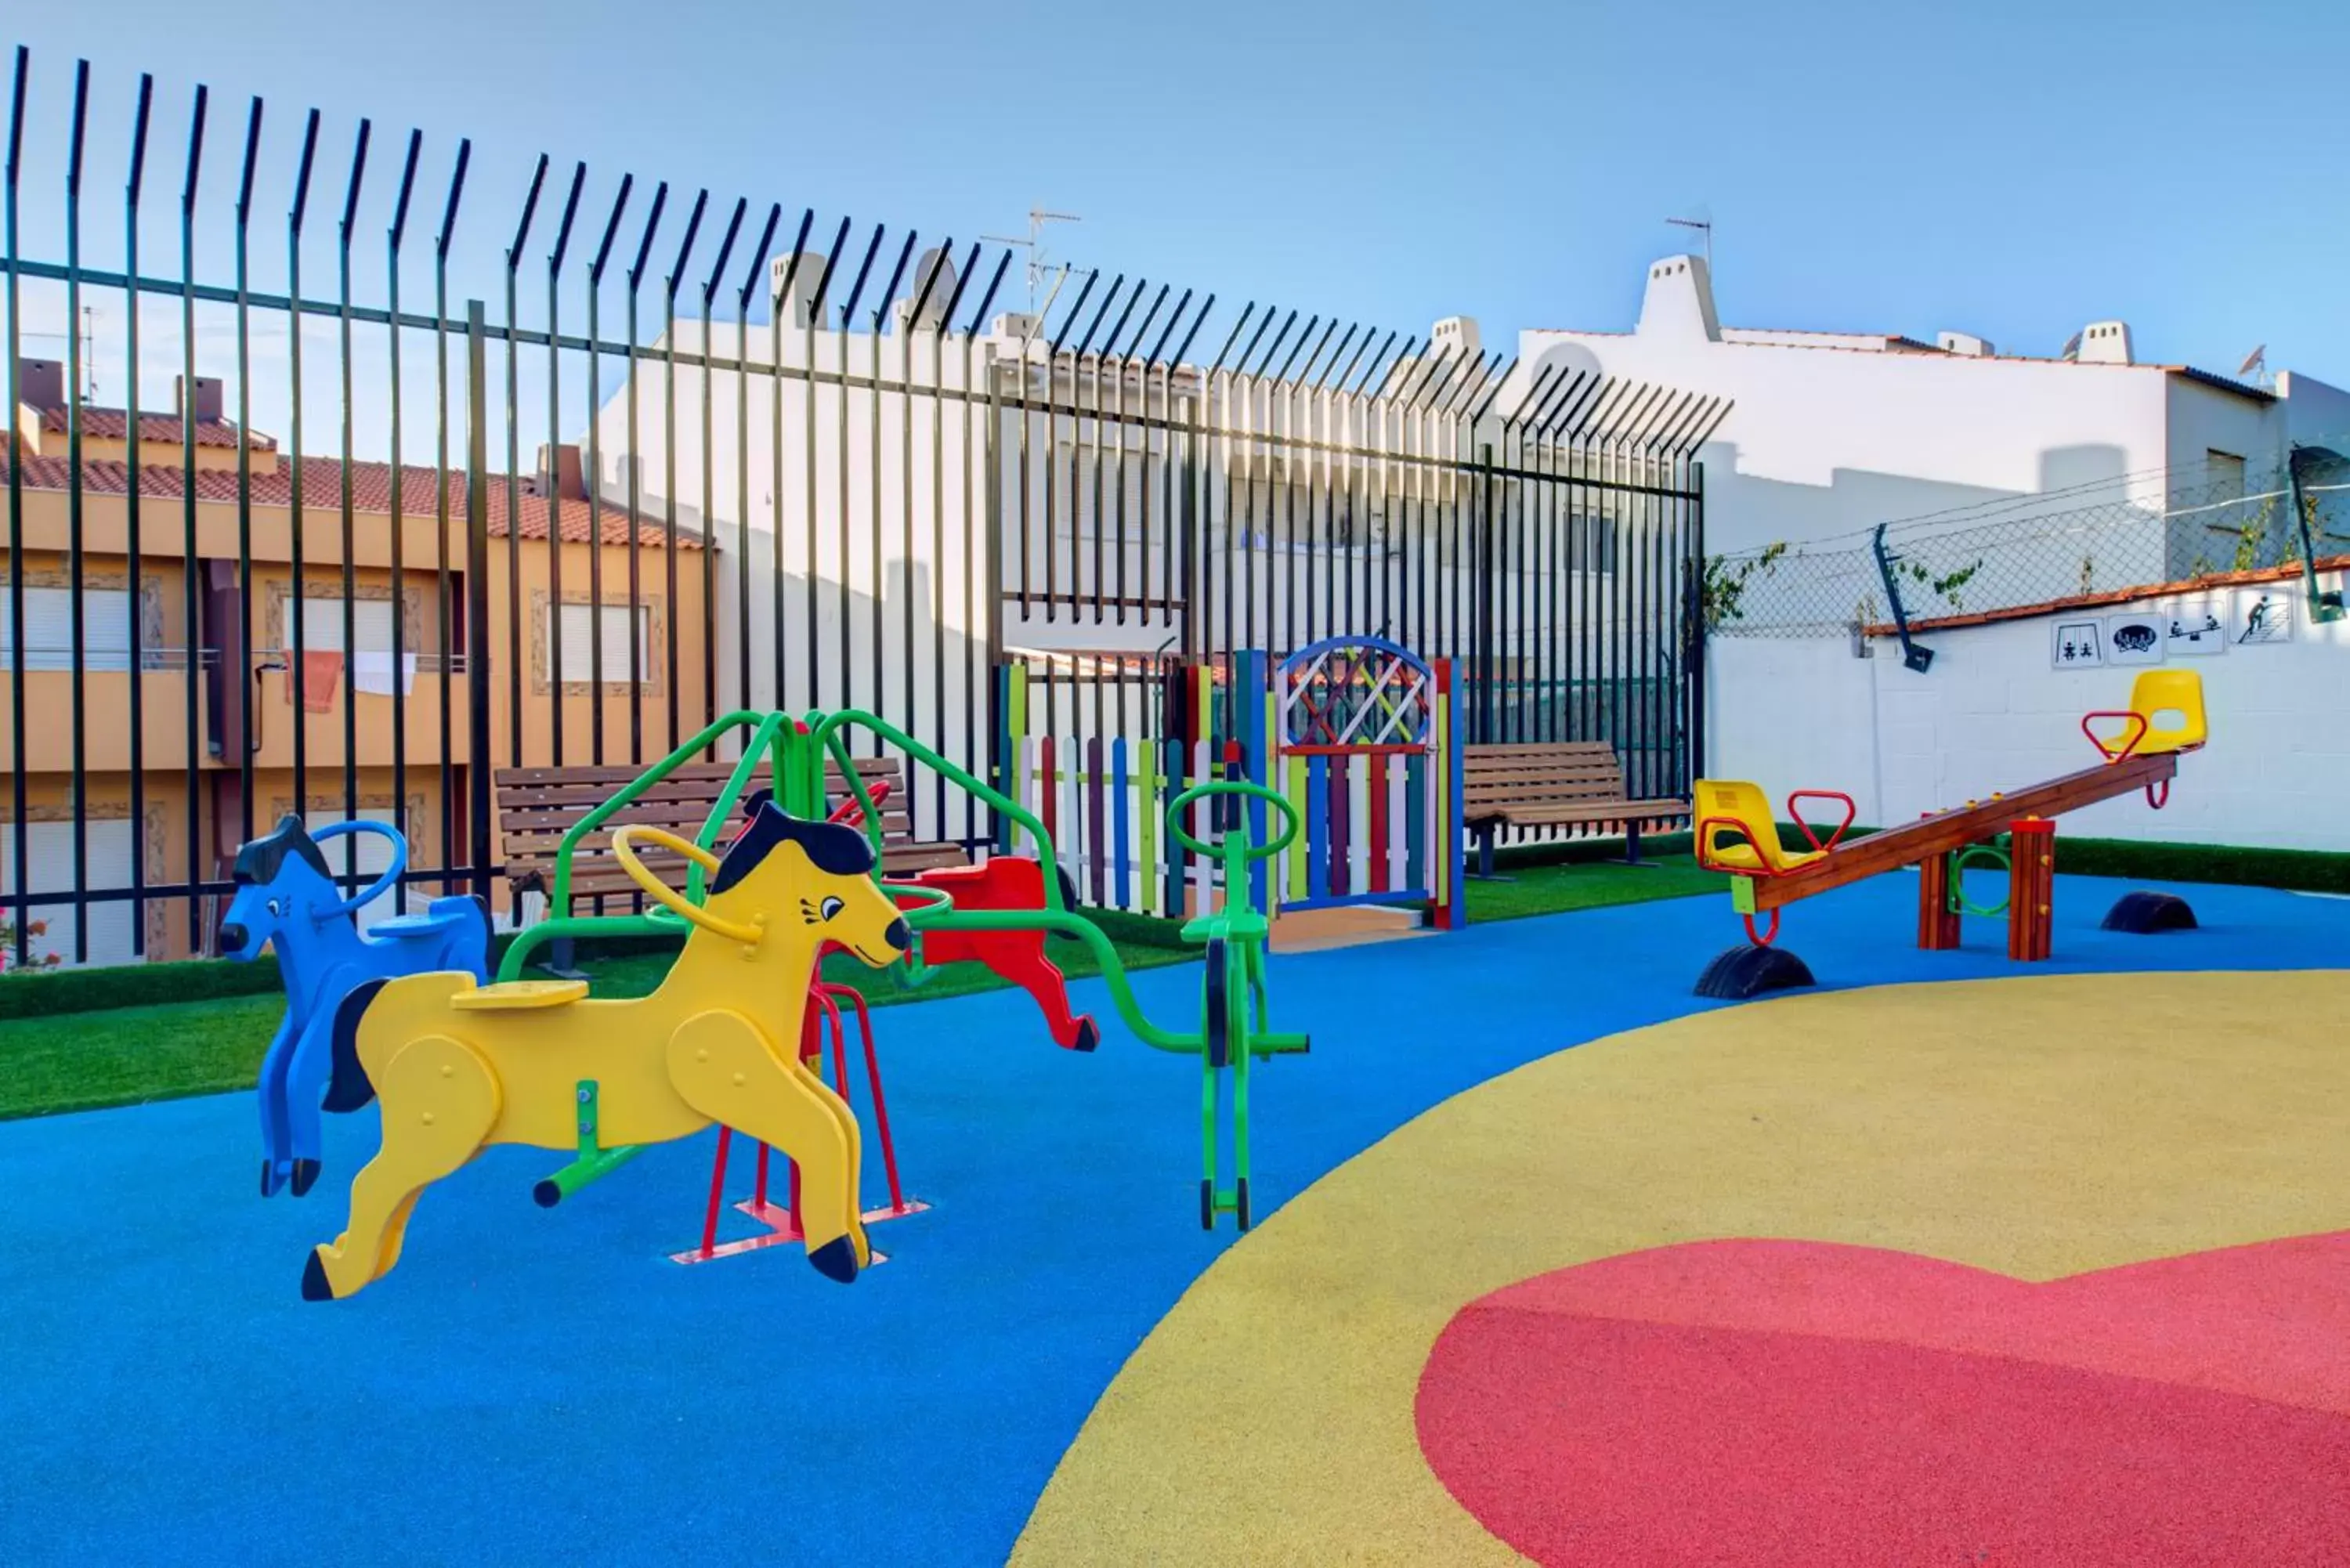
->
[545, 602, 653, 685]
[0, 587, 133, 672]
[1, 818, 138, 966]
[298, 595, 396, 654]
[2205, 450, 2246, 502]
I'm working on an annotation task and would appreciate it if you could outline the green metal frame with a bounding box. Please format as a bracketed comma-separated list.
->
[513, 706, 1304, 1230]
[1947, 837, 2013, 919]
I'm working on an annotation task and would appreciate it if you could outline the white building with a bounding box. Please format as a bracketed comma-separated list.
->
[1503, 253, 2350, 566]
[1499, 254, 2350, 850]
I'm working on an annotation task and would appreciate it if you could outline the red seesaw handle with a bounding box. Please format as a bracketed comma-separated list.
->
[1695, 815, 1777, 876]
[1786, 789, 1857, 854]
[827, 777, 895, 828]
[2081, 711, 2147, 764]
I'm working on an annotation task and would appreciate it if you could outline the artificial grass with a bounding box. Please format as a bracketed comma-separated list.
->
[1462, 854, 1728, 923]
[10, 825, 2330, 1122]
[0, 930, 1195, 1123]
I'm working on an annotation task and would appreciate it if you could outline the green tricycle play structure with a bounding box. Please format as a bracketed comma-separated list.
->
[501, 706, 1308, 1230]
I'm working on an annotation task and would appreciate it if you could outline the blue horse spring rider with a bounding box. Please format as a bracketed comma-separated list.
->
[218, 817, 490, 1197]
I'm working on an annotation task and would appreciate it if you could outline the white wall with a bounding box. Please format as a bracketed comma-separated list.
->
[1509, 253, 2346, 565]
[1705, 566, 2350, 851]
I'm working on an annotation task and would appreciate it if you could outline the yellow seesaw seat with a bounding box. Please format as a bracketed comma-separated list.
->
[1693, 779, 1827, 875]
[2121, 669, 2207, 755]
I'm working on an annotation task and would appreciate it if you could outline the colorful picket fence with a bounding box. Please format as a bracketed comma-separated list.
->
[994, 646, 1465, 928]
[1271, 637, 1462, 928]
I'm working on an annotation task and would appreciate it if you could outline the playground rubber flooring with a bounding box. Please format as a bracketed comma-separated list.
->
[2, 869, 2346, 1566]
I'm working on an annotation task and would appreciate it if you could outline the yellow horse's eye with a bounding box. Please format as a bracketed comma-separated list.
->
[819, 896, 844, 922]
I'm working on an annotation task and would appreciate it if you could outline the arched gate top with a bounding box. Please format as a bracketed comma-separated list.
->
[1278, 636, 1434, 750]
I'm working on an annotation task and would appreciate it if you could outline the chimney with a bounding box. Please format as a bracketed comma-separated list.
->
[175, 374, 225, 423]
[1430, 315, 1482, 361]
[772, 252, 828, 331]
[536, 442, 585, 502]
[1936, 331, 1995, 358]
[1636, 254, 1722, 343]
[19, 357, 66, 411]
[2073, 320, 2134, 366]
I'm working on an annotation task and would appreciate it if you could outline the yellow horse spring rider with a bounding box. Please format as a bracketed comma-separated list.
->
[301, 805, 912, 1301]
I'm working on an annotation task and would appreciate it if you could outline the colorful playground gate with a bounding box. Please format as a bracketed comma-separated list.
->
[996, 639, 1466, 930]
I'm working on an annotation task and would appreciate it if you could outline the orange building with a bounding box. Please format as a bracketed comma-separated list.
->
[2, 357, 708, 965]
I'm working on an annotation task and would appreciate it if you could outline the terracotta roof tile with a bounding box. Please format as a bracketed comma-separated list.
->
[0, 447, 703, 549]
[36, 405, 274, 450]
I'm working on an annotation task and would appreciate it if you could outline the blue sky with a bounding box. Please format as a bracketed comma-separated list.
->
[6, 0, 2345, 426]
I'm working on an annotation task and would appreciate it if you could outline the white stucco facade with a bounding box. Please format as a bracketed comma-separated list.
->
[1705, 565, 2350, 852]
[1497, 254, 2350, 561]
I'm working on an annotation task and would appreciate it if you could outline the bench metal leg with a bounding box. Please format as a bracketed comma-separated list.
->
[1602, 822, 1662, 868]
[1466, 824, 1515, 883]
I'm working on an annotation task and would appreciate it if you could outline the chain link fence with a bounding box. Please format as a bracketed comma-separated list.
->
[1704, 456, 2350, 638]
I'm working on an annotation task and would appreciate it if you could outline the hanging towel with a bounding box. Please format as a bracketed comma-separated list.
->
[352, 651, 418, 697]
[288, 650, 342, 713]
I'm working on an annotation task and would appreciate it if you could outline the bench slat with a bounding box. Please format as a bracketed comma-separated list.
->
[1460, 741, 1685, 834]
[497, 753, 970, 912]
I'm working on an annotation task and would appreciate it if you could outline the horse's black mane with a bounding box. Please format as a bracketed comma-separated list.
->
[710, 802, 874, 894]
[232, 815, 333, 887]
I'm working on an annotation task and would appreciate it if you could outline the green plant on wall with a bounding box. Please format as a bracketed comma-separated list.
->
[0, 919, 61, 973]
[2226, 495, 2281, 572]
[1701, 541, 1787, 627]
[1904, 556, 1984, 609]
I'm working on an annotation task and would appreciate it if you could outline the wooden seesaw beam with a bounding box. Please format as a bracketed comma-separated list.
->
[1744, 750, 2178, 914]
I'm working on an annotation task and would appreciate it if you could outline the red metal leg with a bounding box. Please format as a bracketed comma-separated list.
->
[1742, 909, 1781, 947]
[699, 1125, 733, 1260]
[841, 985, 905, 1213]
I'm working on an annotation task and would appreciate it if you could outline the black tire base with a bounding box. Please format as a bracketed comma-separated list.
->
[2102, 891, 2198, 934]
[1694, 943, 1817, 1000]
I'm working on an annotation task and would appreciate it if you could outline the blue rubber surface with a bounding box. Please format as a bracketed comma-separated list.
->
[1, 872, 2342, 1566]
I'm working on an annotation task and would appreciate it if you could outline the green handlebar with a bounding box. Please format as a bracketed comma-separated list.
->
[884, 881, 958, 926]
[1166, 780, 1300, 861]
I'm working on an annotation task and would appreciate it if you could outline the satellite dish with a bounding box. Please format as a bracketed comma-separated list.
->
[2236, 343, 2266, 378]
[901, 247, 958, 331]
[2059, 331, 2082, 362]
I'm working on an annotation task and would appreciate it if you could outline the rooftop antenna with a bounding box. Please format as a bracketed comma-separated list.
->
[24, 305, 99, 398]
[1666, 214, 1712, 273]
[980, 205, 1080, 316]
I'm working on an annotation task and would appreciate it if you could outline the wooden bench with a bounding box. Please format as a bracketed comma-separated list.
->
[496, 756, 971, 924]
[1462, 742, 1690, 876]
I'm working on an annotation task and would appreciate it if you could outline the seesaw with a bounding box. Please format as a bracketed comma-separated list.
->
[1691, 669, 2207, 998]
[500, 706, 1307, 1233]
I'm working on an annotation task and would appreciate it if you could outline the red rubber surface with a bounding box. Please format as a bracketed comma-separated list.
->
[1417, 1235, 2350, 1566]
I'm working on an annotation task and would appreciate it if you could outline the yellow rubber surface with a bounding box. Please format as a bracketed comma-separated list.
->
[1013, 970, 2350, 1566]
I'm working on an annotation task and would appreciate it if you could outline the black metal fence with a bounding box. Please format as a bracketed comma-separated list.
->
[0, 45, 1712, 969]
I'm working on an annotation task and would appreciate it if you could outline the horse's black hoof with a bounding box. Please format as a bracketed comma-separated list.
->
[289, 1159, 321, 1198]
[300, 1250, 335, 1302]
[261, 1160, 282, 1198]
[1071, 1017, 1100, 1053]
[808, 1234, 862, 1284]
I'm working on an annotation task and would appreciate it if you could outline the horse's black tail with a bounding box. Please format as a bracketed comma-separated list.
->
[322, 978, 388, 1114]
